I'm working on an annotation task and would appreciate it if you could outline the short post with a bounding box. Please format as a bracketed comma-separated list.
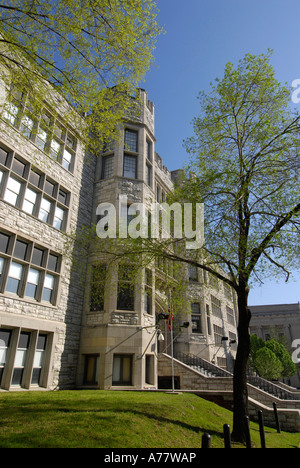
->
[258, 410, 266, 449]
[244, 415, 251, 449]
[223, 424, 231, 449]
[202, 433, 211, 448]
[273, 402, 281, 433]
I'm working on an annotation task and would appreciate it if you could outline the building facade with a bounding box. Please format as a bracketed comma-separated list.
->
[0, 83, 238, 392]
[249, 303, 300, 388]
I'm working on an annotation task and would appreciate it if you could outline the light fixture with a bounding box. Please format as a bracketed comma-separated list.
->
[157, 329, 165, 342]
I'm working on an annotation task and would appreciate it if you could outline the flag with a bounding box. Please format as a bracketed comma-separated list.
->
[167, 308, 174, 331]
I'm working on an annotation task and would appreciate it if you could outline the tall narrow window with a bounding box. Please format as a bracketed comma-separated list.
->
[84, 354, 99, 385]
[191, 303, 202, 334]
[42, 274, 55, 303]
[4, 176, 22, 206]
[62, 149, 72, 171]
[123, 155, 137, 179]
[101, 155, 114, 179]
[25, 268, 40, 299]
[35, 128, 48, 151]
[90, 265, 106, 311]
[3, 102, 19, 125]
[53, 206, 65, 230]
[38, 197, 51, 223]
[117, 265, 134, 311]
[22, 188, 37, 215]
[20, 115, 34, 139]
[0, 328, 11, 385]
[112, 355, 132, 385]
[12, 332, 30, 386]
[124, 129, 138, 152]
[31, 334, 47, 385]
[6, 262, 23, 295]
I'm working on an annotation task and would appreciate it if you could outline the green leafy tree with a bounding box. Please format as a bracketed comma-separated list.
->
[254, 347, 284, 381]
[265, 339, 297, 379]
[176, 50, 300, 441]
[0, 0, 161, 149]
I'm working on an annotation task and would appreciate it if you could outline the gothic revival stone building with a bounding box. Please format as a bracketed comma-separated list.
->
[0, 83, 238, 391]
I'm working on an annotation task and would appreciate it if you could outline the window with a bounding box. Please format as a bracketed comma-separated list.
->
[20, 115, 34, 138]
[22, 188, 38, 215]
[62, 149, 72, 171]
[144, 269, 153, 315]
[0, 230, 61, 305]
[31, 247, 44, 267]
[6, 262, 23, 295]
[25, 268, 40, 299]
[213, 325, 224, 345]
[191, 303, 202, 334]
[83, 355, 99, 385]
[112, 355, 132, 385]
[0, 146, 70, 231]
[90, 265, 106, 311]
[31, 334, 47, 385]
[226, 306, 235, 326]
[146, 139, 152, 161]
[53, 206, 65, 230]
[123, 155, 137, 179]
[39, 197, 51, 223]
[188, 265, 198, 281]
[3, 102, 19, 125]
[0, 147, 8, 166]
[14, 240, 28, 260]
[211, 295, 222, 318]
[42, 274, 55, 303]
[35, 128, 48, 151]
[146, 163, 152, 187]
[12, 332, 30, 386]
[0, 257, 4, 279]
[124, 129, 138, 152]
[2, 90, 77, 172]
[0, 232, 10, 253]
[101, 155, 114, 179]
[0, 328, 11, 385]
[48, 253, 59, 272]
[117, 265, 134, 311]
[12, 158, 26, 177]
[4, 176, 21, 206]
[206, 304, 212, 335]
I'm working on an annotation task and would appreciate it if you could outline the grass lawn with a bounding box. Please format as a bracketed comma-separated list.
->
[0, 390, 299, 448]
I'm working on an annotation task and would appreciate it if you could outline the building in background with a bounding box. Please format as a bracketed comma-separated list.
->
[249, 303, 300, 388]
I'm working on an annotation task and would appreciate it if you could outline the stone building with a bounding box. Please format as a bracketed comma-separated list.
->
[0, 82, 238, 391]
[249, 303, 300, 388]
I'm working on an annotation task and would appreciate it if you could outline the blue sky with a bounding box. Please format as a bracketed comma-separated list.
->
[143, 0, 300, 306]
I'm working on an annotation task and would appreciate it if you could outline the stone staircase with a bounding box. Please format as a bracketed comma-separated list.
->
[158, 352, 300, 432]
[174, 351, 300, 400]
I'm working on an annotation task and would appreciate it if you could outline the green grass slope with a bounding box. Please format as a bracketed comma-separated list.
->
[0, 390, 299, 448]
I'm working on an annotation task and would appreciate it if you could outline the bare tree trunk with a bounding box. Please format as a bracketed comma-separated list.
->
[231, 285, 251, 443]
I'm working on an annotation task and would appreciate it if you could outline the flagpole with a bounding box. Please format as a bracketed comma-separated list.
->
[171, 322, 175, 392]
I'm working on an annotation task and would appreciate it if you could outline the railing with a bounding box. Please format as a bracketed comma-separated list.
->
[173, 352, 300, 400]
[247, 375, 300, 401]
[173, 351, 233, 378]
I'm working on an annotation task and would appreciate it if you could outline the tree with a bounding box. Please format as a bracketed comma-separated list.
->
[175, 50, 300, 442]
[254, 347, 283, 380]
[249, 335, 297, 380]
[0, 0, 161, 150]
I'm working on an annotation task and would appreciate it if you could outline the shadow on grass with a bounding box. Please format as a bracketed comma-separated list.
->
[57, 407, 223, 439]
